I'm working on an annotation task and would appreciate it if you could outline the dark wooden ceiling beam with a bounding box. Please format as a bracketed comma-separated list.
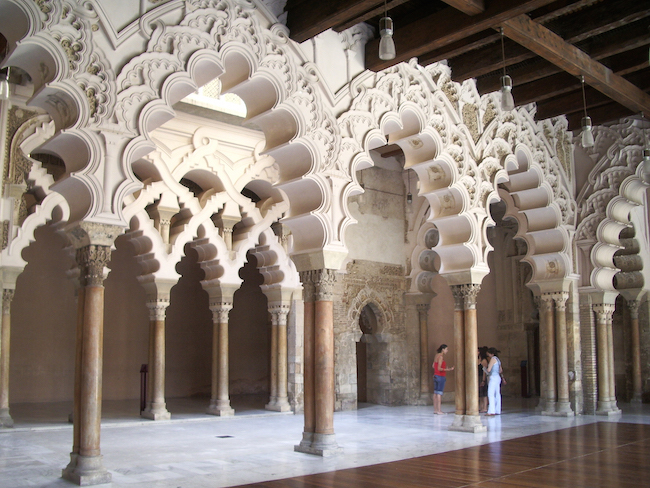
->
[365, 0, 558, 71]
[513, 46, 650, 106]
[535, 69, 650, 121]
[501, 14, 650, 116]
[287, 0, 380, 44]
[476, 20, 650, 94]
[566, 101, 637, 131]
[440, 0, 485, 15]
[449, 0, 650, 82]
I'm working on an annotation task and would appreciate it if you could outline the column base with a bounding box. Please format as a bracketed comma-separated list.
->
[266, 399, 291, 412]
[141, 403, 171, 421]
[294, 432, 342, 457]
[207, 399, 234, 416]
[448, 414, 486, 433]
[416, 392, 433, 405]
[552, 401, 574, 417]
[541, 400, 557, 416]
[62, 453, 112, 486]
[0, 408, 14, 428]
[596, 406, 622, 416]
[295, 431, 313, 451]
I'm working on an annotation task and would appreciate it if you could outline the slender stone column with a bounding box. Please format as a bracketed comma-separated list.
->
[553, 292, 573, 416]
[70, 286, 85, 453]
[462, 285, 483, 431]
[266, 313, 279, 409]
[417, 302, 431, 402]
[540, 294, 557, 415]
[449, 284, 485, 433]
[296, 269, 340, 456]
[606, 315, 619, 412]
[628, 299, 643, 403]
[207, 303, 234, 416]
[594, 303, 614, 414]
[267, 304, 291, 412]
[451, 287, 465, 419]
[62, 245, 112, 485]
[142, 299, 170, 420]
[296, 272, 315, 451]
[0, 289, 15, 427]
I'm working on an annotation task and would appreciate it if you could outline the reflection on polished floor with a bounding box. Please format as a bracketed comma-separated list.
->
[1, 396, 649, 488]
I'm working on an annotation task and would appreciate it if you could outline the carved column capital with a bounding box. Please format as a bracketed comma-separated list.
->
[299, 271, 315, 302]
[450, 285, 465, 311]
[460, 283, 481, 310]
[593, 303, 615, 323]
[416, 302, 430, 315]
[539, 293, 555, 311]
[551, 291, 569, 311]
[302, 269, 337, 301]
[146, 298, 169, 321]
[627, 300, 640, 320]
[210, 302, 233, 324]
[2, 289, 14, 314]
[270, 304, 290, 326]
[75, 245, 111, 286]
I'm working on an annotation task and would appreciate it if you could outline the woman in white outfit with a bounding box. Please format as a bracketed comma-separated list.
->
[485, 347, 506, 416]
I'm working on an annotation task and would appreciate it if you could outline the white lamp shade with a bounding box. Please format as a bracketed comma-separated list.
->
[500, 75, 514, 111]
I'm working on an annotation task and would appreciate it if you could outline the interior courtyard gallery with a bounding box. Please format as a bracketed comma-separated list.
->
[0, 0, 649, 485]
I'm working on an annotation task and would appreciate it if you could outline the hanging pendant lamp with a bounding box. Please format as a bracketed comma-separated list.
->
[499, 28, 514, 111]
[580, 76, 595, 148]
[379, 0, 395, 61]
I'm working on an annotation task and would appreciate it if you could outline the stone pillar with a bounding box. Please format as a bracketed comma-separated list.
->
[0, 289, 14, 427]
[417, 302, 431, 402]
[296, 272, 315, 451]
[141, 299, 171, 420]
[266, 314, 279, 409]
[450, 284, 485, 433]
[267, 304, 291, 412]
[606, 313, 619, 412]
[62, 244, 112, 485]
[295, 269, 341, 456]
[628, 299, 643, 403]
[594, 303, 618, 415]
[451, 287, 465, 422]
[540, 294, 556, 415]
[553, 292, 573, 416]
[207, 303, 234, 416]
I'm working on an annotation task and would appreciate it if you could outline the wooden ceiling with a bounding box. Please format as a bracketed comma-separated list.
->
[286, 0, 650, 130]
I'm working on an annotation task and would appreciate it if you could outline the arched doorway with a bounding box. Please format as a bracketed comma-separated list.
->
[356, 304, 378, 404]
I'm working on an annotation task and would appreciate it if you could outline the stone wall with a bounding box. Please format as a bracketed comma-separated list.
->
[333, 260, 407, 410]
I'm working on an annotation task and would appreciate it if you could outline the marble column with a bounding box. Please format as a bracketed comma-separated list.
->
[267, 304, 291, 412]
[553, 292, 574, 416]
[606, 313, 619, 412]
[450, 286, 465, 429]
[141, 299, 170, 420]
[450, 284, 485, 433]
[296, 272, 315, 451]
[207, 303, 234, 416]
[417, 302, 431, 403]
[295, 269, 340, 456]
[540, 294, 557, 415]
[594, 303, 618, 415]
[628, 299, 643, 403]
[267, 314, 279, 409]
[0, 289, 14, 427]
[62, 245, 112, 485]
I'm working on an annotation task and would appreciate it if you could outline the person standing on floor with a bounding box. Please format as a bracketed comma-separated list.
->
[432, 344, 454, 415]
[478, 346, 489, 413]
[485, 347, 506, 416]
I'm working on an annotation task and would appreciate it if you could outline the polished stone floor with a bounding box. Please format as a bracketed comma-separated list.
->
[1, 395, 649, 488]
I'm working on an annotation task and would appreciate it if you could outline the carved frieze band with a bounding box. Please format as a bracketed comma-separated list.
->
[2, 289, 15, 314]
[75, 245, 111, 287]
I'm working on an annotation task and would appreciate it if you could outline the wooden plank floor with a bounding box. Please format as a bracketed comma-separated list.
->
[233, 423, 650, 488]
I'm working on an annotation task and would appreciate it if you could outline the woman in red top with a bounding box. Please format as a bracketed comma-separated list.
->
[432, 344, 454, 415]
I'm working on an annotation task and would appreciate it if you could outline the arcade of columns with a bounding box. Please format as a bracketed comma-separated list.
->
[0, 0, 648, 485]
